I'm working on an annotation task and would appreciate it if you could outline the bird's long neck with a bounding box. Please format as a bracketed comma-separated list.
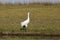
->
[28, 12, 30, 20]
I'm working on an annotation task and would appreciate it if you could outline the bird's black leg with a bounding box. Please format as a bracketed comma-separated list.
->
[20, 25, 26, 30]
[20, 25, 27, 32]
[23, 25, 27, 32]
[23, 25, 25, 29]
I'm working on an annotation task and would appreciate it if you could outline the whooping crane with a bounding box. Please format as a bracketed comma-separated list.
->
[21, 12, 30, 29]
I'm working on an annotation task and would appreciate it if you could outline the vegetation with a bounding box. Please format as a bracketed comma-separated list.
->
[0, 4, 60, 34]
[0, 37, 58, 40]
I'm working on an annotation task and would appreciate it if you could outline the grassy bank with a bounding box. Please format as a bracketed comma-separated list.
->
[0, 37, 58, 40]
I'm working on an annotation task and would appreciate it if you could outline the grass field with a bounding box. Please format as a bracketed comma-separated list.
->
[0, 4, 60, 34]
[0, 37, 59, 40]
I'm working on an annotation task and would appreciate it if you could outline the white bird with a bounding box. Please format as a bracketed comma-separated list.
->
[21, 12, 30, 29]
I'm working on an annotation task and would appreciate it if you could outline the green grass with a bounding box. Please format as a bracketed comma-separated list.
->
[0, 37, 60, 40]
[0, 4, 60, 33]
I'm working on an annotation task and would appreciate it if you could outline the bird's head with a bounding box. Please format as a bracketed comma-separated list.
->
[28, 12, 30, 16]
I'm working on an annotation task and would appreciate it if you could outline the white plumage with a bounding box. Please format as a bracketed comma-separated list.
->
[21, 12, 30, 28]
